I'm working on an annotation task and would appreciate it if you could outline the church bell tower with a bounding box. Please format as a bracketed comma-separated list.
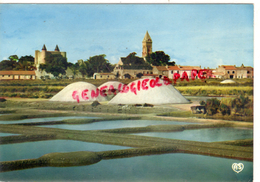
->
[142, 31, 152, 58]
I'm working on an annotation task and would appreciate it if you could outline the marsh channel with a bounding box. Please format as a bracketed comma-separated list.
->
[0, 97, 253, 181]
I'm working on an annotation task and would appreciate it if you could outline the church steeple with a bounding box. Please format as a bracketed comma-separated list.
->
[142, 31, 152, 58]
[55, 45, 60, 52]
[142, 31, 152, 43]
[42, 44, 47, 51]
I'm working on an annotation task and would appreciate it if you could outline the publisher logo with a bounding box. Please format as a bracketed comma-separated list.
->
[232, 163, 244, 173]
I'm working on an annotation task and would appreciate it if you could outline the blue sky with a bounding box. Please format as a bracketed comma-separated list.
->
[0, 4, 254, 68]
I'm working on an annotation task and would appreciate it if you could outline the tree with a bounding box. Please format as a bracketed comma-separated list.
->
[78, 63, 88, 78]
[0, 55, 19, 70]
[17, 55, 35, 71]
[0, 55, 36, 71]
[231, 95, 250, 115]
[0, 60, 18, 70]
[205, 98, 220, 115]
[42, 54, 68, 78]
[85, 54, 112, 77]
[146, 51, 173, 66]
[122, 52, 152, 70]
[9, 55, 19, 62]
[67, 62, 79, 79]
[220, 103, 231, 115]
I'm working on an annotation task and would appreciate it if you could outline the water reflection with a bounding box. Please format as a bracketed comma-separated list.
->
[0, 153, 253, 182]
[133, 127, 253, 142]
[0, 140, 130, 162]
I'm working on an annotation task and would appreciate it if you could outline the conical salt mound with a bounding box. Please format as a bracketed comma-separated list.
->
[108, 78, 189, 105]
[98, 81, 123, 95]
[50, 82, 107, 102]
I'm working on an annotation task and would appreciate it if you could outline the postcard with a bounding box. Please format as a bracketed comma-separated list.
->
[0, 3, 256, 182]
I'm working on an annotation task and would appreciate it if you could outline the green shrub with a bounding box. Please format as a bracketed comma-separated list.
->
[220, 103, 231, 115]
[244, 109, 253, 116]
[205, 98, 220, 115]
[199, 100, 206, 106]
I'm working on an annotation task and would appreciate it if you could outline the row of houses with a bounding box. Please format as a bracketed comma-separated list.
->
[0, 63, 253, 80]
[0, 71, 37, 80]
[93, 62, 253, 80]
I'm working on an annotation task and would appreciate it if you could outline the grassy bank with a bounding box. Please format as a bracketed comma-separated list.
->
[157, 111, 253, 122]
[175, 86, 253, 96]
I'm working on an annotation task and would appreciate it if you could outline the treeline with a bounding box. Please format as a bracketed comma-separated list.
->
[201, 95, 253, 118]
[0, 55, 35, 71]
[39, 54, 114, 78]
[0, 51, 173, 79]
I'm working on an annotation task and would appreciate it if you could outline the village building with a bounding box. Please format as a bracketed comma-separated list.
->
[167, 65, 203, 79]
[152, 66, 169, 78]
[213, 64, 253, 79]
[93, 73, 116, 79]
[214, 65, 237, 79]
[236, 64, 254, 79]
[113, 56, 153, 79]
[0, 71, 36, 80]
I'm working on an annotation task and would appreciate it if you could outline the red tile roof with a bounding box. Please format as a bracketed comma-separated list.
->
[179, 66, 201, 71]
[0, 71, 36, 75]
[220, 65, 237, 70]
[167, 66, 180, 70]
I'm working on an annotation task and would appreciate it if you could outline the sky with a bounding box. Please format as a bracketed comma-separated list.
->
[0, 3, 254, 68]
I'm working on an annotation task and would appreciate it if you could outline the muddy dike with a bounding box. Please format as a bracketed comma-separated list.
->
[0, 112, 78, 121]
[213, 139, 253, 147]
[0, 142, 252, 173]
[0, 134, 57, 144]
[12, 116, 142, 126]
[0, 100, 178, 115]
[0, 109, 16, 114]
[98, 122, 236, 134]
[0, 146, 178, 173]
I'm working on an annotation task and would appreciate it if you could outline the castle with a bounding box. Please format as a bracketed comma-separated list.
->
[34, 44, 66, 67]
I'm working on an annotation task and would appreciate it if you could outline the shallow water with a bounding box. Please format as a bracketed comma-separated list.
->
[0, 116, 99, 124]
[133, 127, 253, 142]
[0, 153, 253, 182]
[0, 140, 130, 162]
[38, 120, 196, 130]
[0, 132, 20, 137]
[0, 118, 253, 181]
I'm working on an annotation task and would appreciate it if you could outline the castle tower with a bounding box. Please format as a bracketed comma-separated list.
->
[40, 44, 47, 65]
[142, 31, 152, 58]
[34, 44, 67, 68]
[55, 45, 60, 52]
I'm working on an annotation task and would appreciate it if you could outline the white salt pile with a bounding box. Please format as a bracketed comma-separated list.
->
[108, 78, 189, 105]
[98, 81, 123, 95]
[50, 81, 107, 102]
[220, 79, 236, 84]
